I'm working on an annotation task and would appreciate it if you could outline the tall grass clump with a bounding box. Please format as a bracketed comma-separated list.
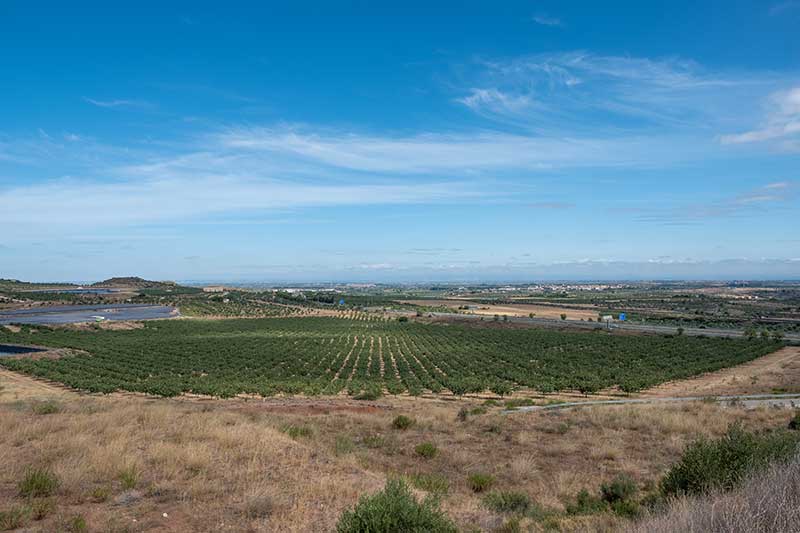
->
[414, 442, 438, 459]
[467, 472, 495, 493]
[407, 472, 449, 495]
[483, 490, 532, 514]
[18, 467, 59, 498]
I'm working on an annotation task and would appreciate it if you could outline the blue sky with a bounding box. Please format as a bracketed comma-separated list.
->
[1, 1, 799, 282]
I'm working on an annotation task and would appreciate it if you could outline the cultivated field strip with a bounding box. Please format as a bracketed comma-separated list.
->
[0, 316, 782, 397]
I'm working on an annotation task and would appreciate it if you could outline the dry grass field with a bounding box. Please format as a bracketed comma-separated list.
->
[400, 300, 599, 320]
[1, 366, 795, 532]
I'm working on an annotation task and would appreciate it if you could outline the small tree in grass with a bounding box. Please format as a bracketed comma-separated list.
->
[336, 478, 457, 533]
[560, 313, 567, 320]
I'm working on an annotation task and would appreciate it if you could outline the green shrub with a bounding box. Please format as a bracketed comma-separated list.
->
[336, 478, 457, 533]
[789, 412, 800, 430]
[489, 382, 513, 397]
[415, 442, 438, 459]
[483, 490, 531, 514]
[392, 415, 415, 430]
[407, 472, 449, 495]
[281, 424, 313, 439]
[660, 423, 800, 496]
[565, 489, 606, 515]
[31, 400, 61, 415]
[467, 472, 495, 493]
[397, 316, 409, 323]
[610, 498, 640, 518]
[0, 507, 27, 530]
[600, 474, 637, 503]
[18, 467, 59, 498]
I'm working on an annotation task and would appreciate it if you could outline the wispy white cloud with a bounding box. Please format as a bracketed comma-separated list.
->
[456, 88, 534, 115]
[610, 181, 797, 224]
[532, 15, 562, 27]
[769, 0, 800, 15]
[720, 87, 800, 150]
[528, 201, 574, 210]
[454, 52, 772, 133]
[0, 175, 483, 234]
[83, 97, 153, 109]
[216, 126, 711, 173]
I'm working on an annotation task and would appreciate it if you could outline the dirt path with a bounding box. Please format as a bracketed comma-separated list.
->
[640, 346, 800, 398]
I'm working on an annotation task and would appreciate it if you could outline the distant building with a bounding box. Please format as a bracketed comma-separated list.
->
[203, 286, 226, 293]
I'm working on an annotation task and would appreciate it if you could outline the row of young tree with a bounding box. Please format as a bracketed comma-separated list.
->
[0, 316, 782, 398]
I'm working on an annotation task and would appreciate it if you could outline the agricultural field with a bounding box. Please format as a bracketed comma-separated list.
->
[0, 316, 782, 398]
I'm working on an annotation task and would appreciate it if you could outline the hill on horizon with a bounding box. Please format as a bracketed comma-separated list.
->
[91, 277, 179, 289]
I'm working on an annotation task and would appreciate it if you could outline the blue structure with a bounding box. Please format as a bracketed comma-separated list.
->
[618, 313, 626, 321]
[339, 299, 345, 306]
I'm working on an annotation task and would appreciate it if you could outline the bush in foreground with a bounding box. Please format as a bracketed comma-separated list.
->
[629, 453, 800, 533]
[660, 423, 800, 497]
[336, 478, 457, 533]
[566, 489, 606, 516]
[601, 474, 637, 503]
[392, 415, 415, 430]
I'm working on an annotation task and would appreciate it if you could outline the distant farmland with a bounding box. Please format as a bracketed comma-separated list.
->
[0, 317, 781, 397]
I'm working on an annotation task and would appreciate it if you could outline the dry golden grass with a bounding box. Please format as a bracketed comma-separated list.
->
[399, 299, 599, 320]
[0, 369, 795, 532]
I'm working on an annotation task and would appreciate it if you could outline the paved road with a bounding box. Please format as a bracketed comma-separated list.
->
[393, 309, 800, 342]
[504, 392, 800, 414]
[0, 303, 179, 325]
